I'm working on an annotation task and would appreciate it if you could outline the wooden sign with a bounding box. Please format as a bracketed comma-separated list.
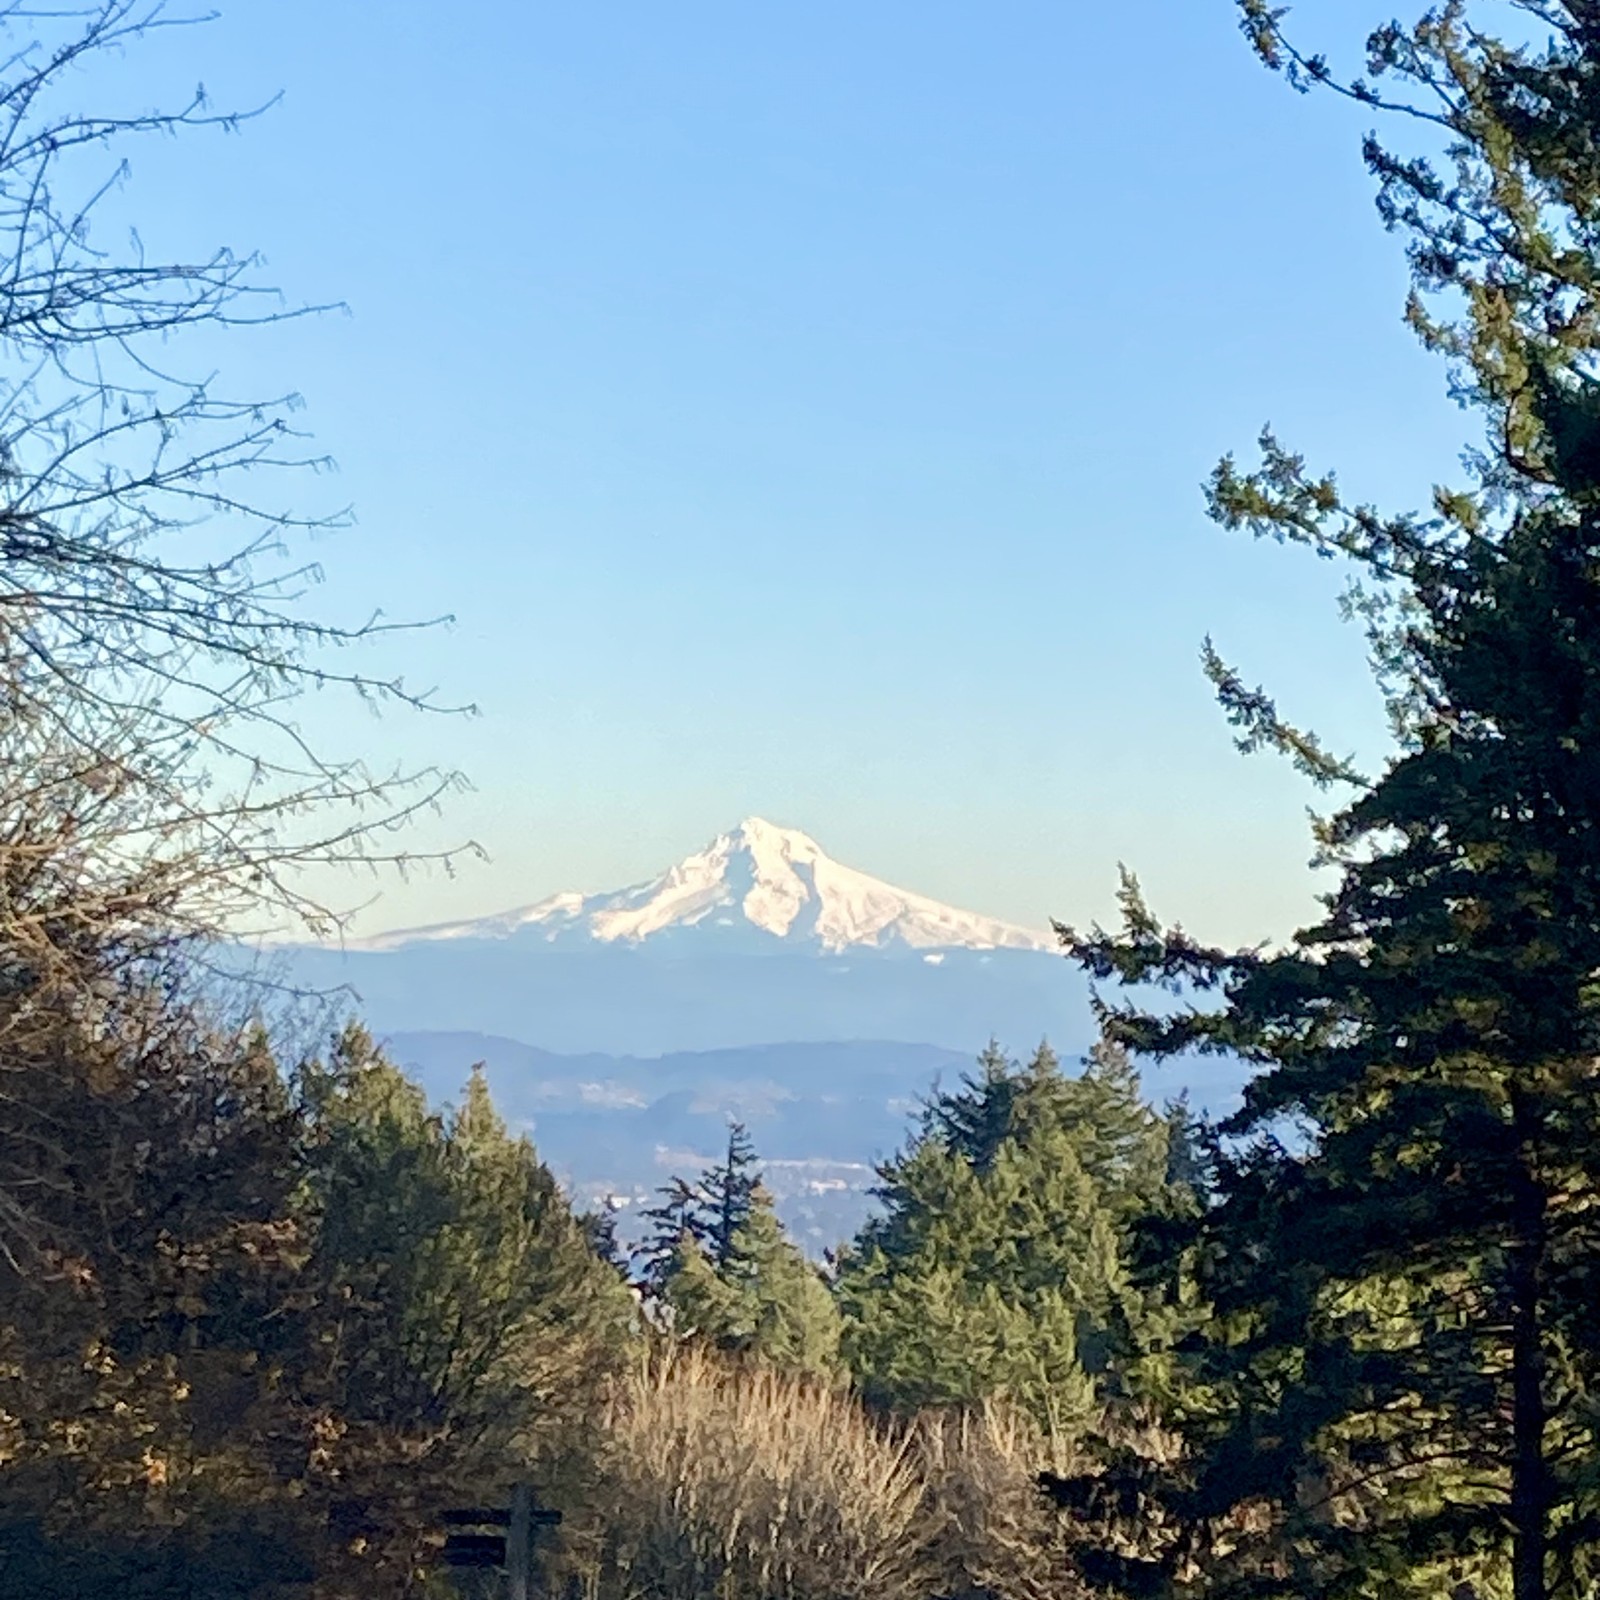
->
[439, 1487, 563, 1594]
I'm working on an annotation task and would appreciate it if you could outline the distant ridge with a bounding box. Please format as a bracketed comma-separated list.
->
[344, 817, 1055, 955]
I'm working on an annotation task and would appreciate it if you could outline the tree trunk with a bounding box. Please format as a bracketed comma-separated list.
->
[1509, 1104, 1548, 1600]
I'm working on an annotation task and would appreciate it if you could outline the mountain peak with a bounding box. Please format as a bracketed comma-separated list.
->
[725, 816, 828, 863]
[733, 814, 801, 839]
[346, 821, 1055, 955]
[724, 816, 825, 863]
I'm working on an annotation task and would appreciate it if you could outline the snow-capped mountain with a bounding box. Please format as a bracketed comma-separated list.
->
[274, 818, 1079, 1056]
[269, 825, 1243, 1240]
[346, 817, 1055, 956]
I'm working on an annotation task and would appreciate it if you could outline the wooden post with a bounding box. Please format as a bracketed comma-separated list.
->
[506, 1482, 532, 1600]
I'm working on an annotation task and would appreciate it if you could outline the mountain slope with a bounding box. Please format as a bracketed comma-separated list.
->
[269, 818, 1079, 1055]
[344, 817, 1053, 955]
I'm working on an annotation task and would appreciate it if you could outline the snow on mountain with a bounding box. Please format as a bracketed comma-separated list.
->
[345, 817, 1055, 955]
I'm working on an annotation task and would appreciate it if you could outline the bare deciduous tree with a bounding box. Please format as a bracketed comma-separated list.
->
[0, 1, 476, 1265]
[0, 0, 475, 967]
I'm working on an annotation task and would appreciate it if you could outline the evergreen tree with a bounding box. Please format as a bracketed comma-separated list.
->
[836, 1040, 1176, 1426]
[580, 1196, 631, 1279]
[702, 1120, 761, 1271]
[1053, 7, 1600, 1596]
[1161, 1095, 1207, 1201]
[929, 1038, 1025, 1173]
[661, 1228, 745, 1344]
[646, 1137, 841, 1375]
[724, 1185, 842, 1375]
[634, 1175, 711, 1296]
[293, 1033, 631, 1587]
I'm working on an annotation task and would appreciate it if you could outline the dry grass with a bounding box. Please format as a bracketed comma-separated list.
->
[914, 1403, 1086, 1600]
[554, 1341, 935, 1600]
[551, 1341, 1093, 1600]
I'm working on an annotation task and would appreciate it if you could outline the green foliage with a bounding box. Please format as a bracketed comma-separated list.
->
[0, 1003, 629, 1598]
[292, 1030, 632, 1512]
[644, 1128, 842, 1376]
[703, 1119, 761, 1270]
[723, 1198, 842, 1375]
[836, 1040, 1183, 1428]
[635, 1175, 711, 1294]
[1051, 7, 1600, 1597]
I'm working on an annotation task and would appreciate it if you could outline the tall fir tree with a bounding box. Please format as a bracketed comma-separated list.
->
[836, 1040, 1178, 1427]
[642, 1132, 841, 1375]
[1052, 7, 1600, 1597]
[579, 1196, 632, 1280]
[634, 1175, 710, 1296]
[292, 1032, 631, 1588]
[702, 1120, 761, 1271]
[726, 1190, 842, 1374]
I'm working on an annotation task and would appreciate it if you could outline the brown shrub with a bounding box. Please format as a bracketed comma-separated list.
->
[555, 1341, 939, 1600]
[552, 1343, 1110, 1600]
[915, 1402, 1086, 1600]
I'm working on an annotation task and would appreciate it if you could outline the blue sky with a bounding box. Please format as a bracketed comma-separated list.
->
[109, 0, 1471, 946]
